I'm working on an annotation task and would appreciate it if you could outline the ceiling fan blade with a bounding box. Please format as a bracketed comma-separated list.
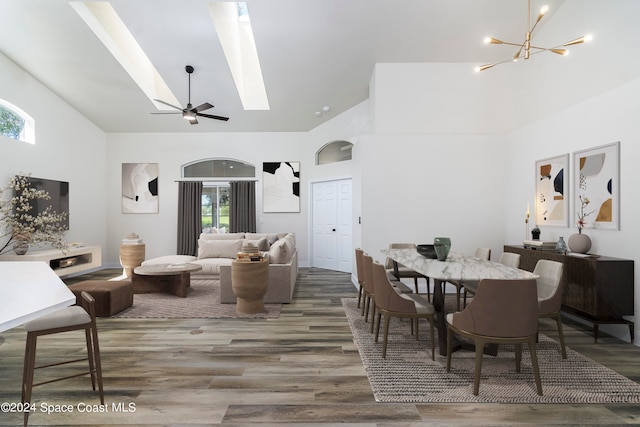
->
[197, 112, 230, 121]
[193, 102, 214, 112]
[153, 99, 183, 110]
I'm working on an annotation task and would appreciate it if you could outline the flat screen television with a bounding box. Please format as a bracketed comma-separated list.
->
[14, 176, 70, 230]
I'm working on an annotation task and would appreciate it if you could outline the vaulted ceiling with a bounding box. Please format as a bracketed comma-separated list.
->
[0, 0, 634, 133]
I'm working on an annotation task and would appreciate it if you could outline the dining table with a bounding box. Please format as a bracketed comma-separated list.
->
[382, 248, 538, 356]
[0, 261, 76, 333]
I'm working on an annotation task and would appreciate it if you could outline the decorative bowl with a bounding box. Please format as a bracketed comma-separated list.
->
[416, 244, 437, 259]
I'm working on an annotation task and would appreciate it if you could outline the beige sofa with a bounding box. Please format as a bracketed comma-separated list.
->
[141, 232, 298, 303]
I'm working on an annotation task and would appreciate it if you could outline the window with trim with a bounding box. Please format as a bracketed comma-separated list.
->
[316, 140, 353, 165]
[181, 158, 255, 232]
[0, 99, 35, 144]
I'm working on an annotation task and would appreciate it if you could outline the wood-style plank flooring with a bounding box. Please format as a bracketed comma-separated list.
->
[1, 267, 639, 426]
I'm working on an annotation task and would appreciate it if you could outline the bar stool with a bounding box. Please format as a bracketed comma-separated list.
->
[21, 291, 104, 426]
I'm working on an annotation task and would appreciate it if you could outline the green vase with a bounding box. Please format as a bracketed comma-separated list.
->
[433, 237, 451, 261]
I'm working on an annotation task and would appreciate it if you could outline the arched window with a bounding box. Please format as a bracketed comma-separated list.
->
[316, 140, 353, 165]
[0, 99, 35, 144]
[181, 158, 255, 231]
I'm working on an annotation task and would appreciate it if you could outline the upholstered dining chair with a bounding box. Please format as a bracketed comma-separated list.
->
[446, 278, 542, 396]
[463, 251, 521, 306]
[371, 261, 435, 360]
[533, 259, 567, 359]
[361, 253, 378, 331]
[355, 248, 366, 308]
[385, 243, 430, 299]
[22, 291, 104, 427]
[450, 247, 491, 310]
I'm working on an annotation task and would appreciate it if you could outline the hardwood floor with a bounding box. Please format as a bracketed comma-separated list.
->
[1, 267, 639, 426]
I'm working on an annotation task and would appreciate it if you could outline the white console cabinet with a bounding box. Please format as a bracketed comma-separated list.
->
[0, 245, 102, 277]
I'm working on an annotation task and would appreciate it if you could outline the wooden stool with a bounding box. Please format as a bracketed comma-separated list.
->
[22, 292, 104, 427]
[68, 280, 133, 317]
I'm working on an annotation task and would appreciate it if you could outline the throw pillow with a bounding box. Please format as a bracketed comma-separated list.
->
[268, 238, 289, 264]
[197, 239, 243, 259]
[199, 233, 245, 241]
[243, 237, 269, 251]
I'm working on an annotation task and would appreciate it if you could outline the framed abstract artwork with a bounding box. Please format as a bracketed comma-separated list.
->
[122, 163, 159, 214]
[535, 154, 569, 227]
[573, 142, 620, 230]
[262, 162, 300, 213]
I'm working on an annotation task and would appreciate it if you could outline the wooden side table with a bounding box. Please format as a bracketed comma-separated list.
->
[120, 243, 145, 278]
[231, 259, 269, 314]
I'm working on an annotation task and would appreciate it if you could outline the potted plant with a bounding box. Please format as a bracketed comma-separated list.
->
[0, 174, 68, 255]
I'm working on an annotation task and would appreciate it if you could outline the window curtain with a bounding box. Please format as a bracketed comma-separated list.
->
[229, 181, 256, 233]
[177, 181, 203, 256]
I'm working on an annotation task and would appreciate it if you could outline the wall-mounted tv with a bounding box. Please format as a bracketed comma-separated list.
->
[14, 176, 70, 230]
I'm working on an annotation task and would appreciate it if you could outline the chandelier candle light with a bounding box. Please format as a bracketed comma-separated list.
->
[475, 0, 592, 72]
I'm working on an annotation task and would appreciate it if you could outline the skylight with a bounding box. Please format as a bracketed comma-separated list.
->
[209, 2, 270, 110]
[69, 1, 180, 110]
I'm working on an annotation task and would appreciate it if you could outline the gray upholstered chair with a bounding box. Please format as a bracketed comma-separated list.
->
[446, 278, 542, 396]
[385, 243, 429, 298]
[371, 261, 435, 360]
[534, 259, 567, 359]
[463, 251, 521, 305]
[22, 291, 104, 427]
[450, 247, 491, 310]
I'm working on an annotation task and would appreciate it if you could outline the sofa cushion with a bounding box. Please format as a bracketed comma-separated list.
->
[243, 237, 269, 251]
[269, 236, 294, 264]
[197, 239, 243, 259]
[199, 232, 245, 240]
[245, 233, 279, 245]
[192, 258, 233, 275]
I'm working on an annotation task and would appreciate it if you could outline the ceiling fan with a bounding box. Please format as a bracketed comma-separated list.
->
[152, 65, 229, 124]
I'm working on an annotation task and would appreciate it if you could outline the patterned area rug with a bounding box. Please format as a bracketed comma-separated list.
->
[113, 279, 281, 319]
[343, 298, 640, 403]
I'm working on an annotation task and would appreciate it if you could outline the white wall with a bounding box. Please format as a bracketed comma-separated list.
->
[0, 52, 108, 257]
[503, 77, 640, 342]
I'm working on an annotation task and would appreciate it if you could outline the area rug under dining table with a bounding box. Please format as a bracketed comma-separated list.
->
[343, 298, 640, 404]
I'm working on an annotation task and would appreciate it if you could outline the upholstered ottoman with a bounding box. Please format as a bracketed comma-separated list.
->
[68, 280, 133, 317]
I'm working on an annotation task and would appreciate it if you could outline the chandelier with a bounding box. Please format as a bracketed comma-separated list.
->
[475, 0, 592, 72]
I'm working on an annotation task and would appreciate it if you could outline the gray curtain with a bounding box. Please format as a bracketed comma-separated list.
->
[229, 181, 256, 233]
[177, 181, 203, 256]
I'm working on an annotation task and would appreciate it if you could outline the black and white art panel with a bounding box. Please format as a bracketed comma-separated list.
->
[122, 163, 159, 214]
[262, 162, 300, 213]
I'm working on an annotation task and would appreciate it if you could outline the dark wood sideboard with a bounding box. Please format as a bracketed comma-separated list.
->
[504, 245, 634, 343]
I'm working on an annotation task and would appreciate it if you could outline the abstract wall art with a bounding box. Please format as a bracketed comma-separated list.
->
[122, 163, 159, 214]
[262, 161, 300, 213]
[535, 154, 569, 227]
[573, 142, 620, 230]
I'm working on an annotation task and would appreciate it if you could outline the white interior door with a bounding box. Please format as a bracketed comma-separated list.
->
[312, 179, 352, 273]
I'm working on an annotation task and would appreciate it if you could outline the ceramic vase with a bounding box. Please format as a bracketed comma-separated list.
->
[556, 237, 567, 254]
[433, 237, 451, 261]
[568, 233, 591, 254]
[13, 241, 29, 255]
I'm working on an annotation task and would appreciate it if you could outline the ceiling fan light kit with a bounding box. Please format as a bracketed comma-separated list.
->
[475, 0, 592, 72]
[152, 65, 229, 124]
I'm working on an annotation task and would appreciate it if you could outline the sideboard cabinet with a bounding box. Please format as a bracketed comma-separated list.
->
[504, 245, 634, 342]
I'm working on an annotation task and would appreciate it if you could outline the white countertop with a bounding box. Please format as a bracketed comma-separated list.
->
[0, 261, 76, 333]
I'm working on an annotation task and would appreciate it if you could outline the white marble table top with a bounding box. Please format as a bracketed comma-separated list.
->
[0, 261, 76, 333]
[382, 248, 538, 282]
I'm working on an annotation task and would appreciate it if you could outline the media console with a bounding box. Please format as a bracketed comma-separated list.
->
[0, 245, 102, 277]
